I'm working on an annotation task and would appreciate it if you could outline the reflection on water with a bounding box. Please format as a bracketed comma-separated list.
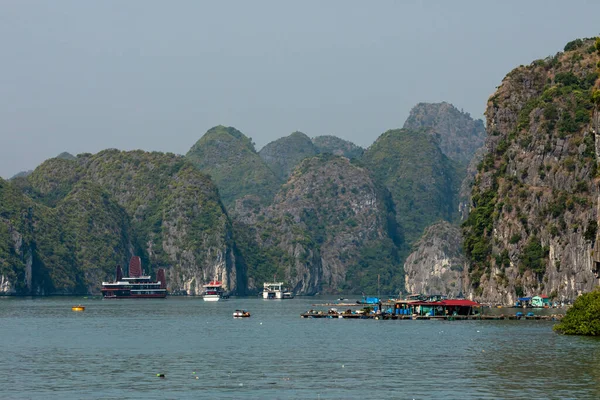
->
[0, 296, 599, 399]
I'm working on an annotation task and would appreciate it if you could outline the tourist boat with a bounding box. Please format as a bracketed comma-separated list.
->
[71, 305, 85, 312]
[233, 309, 251, 318]
[101, 257, 167, 299]
[203, 280, 227, 301]
[262, 282, 293, 299]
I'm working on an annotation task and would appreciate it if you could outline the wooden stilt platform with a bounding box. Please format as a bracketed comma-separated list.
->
[300, 313, 563, 321]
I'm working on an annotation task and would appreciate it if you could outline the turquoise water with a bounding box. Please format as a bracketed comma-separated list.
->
[1, 296, 599, 399]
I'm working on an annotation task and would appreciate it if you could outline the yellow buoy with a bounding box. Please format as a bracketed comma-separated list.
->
[72, 305, 85, 312]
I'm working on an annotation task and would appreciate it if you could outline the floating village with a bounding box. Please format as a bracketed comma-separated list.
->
[84, 257, 568, 322]
[302, 294, 564, 321]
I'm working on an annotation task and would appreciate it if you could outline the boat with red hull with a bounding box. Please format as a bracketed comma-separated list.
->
[101, 257, 167, 299]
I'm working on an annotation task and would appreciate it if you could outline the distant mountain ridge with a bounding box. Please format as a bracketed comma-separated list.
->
[312, 135, 364, 159]
[186, 125, 282, 208]
[1, 102, 487, 296]
[403, 102, 486, 164]
[258, 131, 318, 180]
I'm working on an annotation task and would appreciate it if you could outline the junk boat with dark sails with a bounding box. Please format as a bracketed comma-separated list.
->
[101, 256, 167, 299]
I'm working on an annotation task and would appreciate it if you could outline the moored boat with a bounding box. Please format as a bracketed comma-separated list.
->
[262, 282, 293, 299]
[233, 309, 251, 318]
[203, 280, 227, 301]
[101, 257, 167, 299]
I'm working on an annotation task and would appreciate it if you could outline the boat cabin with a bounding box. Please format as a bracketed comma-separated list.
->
[263, 282, 286, 299]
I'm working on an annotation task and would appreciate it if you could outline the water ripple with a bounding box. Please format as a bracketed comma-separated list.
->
[0, 297, 598, 399]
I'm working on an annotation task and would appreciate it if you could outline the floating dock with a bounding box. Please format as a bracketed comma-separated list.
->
[300, 313, 563, 321]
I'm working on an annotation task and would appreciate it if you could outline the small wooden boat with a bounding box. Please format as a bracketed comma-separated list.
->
[233, 309, 250, 318]
[71, 305, 85, 312]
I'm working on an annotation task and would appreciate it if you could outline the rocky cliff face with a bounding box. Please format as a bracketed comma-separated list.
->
[403, 221, 467, 297]
[458, 147, 486, 221]
[234, 155, 402, 295]
[258, 132, 318, 180]
[398, 104, 491, 294]
[1, 150, 240, 295]
[186, 125, 281, 208]
[403, 102, 487, 221]
[403, 102, 486, 164]
[463, 38, 600, 304]
[363, 128, 463, 245]
[1, 176, 88, 295]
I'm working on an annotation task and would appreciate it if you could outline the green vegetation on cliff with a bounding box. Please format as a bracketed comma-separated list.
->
[186, 126, 281, 208]
[58, 181, 135, 286]
[363, 128, 464, 245]
[0, 178, 30, 289]
[258, 131, 318, 180]
[1, 177, 83, 294]
[234, 154, 403, 294]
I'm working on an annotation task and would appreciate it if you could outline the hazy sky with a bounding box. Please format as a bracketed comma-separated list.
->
[1, 1, 599, 178]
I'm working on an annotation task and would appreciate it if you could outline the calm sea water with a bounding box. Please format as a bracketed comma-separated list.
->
[1, 296, 599, 400]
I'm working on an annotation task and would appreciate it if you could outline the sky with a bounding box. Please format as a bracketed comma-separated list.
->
[1, 0, 599, 178]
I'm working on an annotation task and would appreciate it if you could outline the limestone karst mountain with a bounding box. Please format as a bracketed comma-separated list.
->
[258, 131, 319, 181]
[186, 125, 282, 209]
[463, 37, 600, 303]
[1, 150, 237, 295]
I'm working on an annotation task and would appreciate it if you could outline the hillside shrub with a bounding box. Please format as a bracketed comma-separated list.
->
[564, 39, 584, 52]
[518, 236, 548, 277]
[592, 90, 600, 105]
[584, 220, 598, 242]
[555, 72, 579, 87]
[554, 287, 600, 335]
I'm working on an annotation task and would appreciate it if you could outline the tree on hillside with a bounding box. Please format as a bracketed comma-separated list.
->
[553, 287, 600, 336]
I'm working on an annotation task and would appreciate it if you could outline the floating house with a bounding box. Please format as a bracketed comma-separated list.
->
[394, 299, 481, 316]
[531, 295, 551, 308]
[516, 297, 532, 307]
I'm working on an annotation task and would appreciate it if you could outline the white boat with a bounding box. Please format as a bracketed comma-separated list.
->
[262, 282, 293, 299]
[203, 280, 226, 301]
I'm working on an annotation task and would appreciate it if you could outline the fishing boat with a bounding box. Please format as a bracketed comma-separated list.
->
[233, 309, 251, 318]
[203, 280, 227, 302]
[101, 257, 167, 299]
